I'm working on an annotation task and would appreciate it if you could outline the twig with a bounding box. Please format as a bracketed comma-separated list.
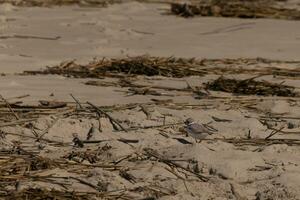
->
[38, 117, 60, 140]
[117, 138, 139, 144]
[98, 116, 103, 132]
[143, 148, 209, 182]
[0, 95, 19, 120]
[229, 183, 247, 200]
[3, 131, 69, 145]
[70, 176, 101, 191]
[0, 118, 38, 127]
[87, 102, 128, 132]
[6, 94, 30, 100]
[33, 175, 101, 192]
[260, 116, 300, 120]
[127, 122, 183, 131]
[82, 139, 139, 144]
[203, 138, 300, 146]
[164, 166, 186, 180]
[70, 93, 83, 109]
[112, 155, 132, 165]
[265, 127, 285, 140]
[140, 105, 151, 120]
[0, 34, 61, 40]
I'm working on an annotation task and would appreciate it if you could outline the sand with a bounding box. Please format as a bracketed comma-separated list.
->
[0, 1, 300, 200]
[1, 2, 300, 74]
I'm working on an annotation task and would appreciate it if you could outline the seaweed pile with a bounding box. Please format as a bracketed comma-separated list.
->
[206, 76, 297, 97]
[23, 56, 300, 79]
[23, 56, 207, 78]
[0, 0, 120, 6]
[4, 188, 92, 200]
[171, 0, 300, 20]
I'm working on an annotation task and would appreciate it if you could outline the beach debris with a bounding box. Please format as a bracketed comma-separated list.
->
[3, 188, 92, 200]
[126, 87, 175, 97]
[64, 145, 112, 164]
[171, 3, 195, 17]
[211, 116, 232, 122]
[205, 137, 300, 146]
[0, 34, 61, 40]
[87, 101, 128, 132]
[265, 126, 285, 140]
[39, 100, 67, 108]
[143, 148, 209, 182]
[170, 1, 300, 20]
[70, 93, 83, 110]
[119, 168, 136, 183]
[0, 95, 19, 120]
[0, 96, 300, 199]
[23, 56, 300, 78]
[0, 0, 112, 7]
[205, 76, 297, 97]
[86, 123, 97, 140]
[23, 56, 206, 78]
[72, 133, 84, 148]
[2, 51, 300, 199]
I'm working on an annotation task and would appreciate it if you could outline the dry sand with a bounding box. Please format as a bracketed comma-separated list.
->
[0, 1, 300, 200]
[0, 2, 300, 73]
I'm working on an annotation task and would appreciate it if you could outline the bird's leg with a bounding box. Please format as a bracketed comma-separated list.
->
[194, 138, 198, 144]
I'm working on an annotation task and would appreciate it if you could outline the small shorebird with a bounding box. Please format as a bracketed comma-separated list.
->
[184, 118, 217, 143]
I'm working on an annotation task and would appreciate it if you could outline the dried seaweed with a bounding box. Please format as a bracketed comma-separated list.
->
[3, 188, 91, 200]
[0, 0, 120, 7]
[171, 1, 300, 20]
[29, 156, 58, 171]
[143, 148, 209, 182]
[208, 138, 300, 146]
[63, 144, 112, 164]
[206, 76, 297, 97]
[24, 56, 206, 78]
[2, 53, 300, 199]
[1, 96, 300, 199]
[22, 56, 300, 78]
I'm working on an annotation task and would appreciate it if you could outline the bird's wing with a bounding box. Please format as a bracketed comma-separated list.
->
[187, 123, 205, 133]
[188, 123, 214, 135]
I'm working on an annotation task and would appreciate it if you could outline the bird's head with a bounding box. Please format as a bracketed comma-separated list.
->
[184, 118, 194, 125]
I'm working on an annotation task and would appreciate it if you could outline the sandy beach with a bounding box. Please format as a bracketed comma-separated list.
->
[0, 1, 300, 199]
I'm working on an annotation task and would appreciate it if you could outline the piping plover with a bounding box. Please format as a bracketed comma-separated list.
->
[184, 118, 216, 143]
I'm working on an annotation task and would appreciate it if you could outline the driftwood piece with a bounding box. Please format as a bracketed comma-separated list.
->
[0, 34, 61, 40]
[39, 100, 67, 109]
[82, 139, 139, 144]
